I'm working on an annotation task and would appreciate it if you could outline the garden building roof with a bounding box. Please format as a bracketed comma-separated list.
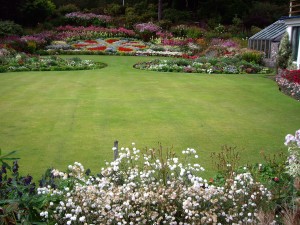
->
[249, 20, 287, 42]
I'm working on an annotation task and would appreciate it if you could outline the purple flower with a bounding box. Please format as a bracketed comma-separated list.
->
[222, 40, 238, 48]
[1, 165, 6, 173]
[23, 175, 33, 185]
[13, 160, 19, 173]
[134, 22, 161, 33]
[65, 12, 112, 23]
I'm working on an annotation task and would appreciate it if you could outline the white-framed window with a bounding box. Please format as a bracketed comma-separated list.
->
[291, 26, 300, 61]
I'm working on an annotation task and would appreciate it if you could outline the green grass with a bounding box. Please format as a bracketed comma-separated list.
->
[0, 55, 299, 179]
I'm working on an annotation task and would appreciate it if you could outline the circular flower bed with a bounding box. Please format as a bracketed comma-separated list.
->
[0, 51, 106, 73]
[134, 57, 271, 74]
[46, 38, 149, 55]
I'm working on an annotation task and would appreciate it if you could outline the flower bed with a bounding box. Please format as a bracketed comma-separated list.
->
[0, 50, 106, 72]
[55, 26, 136, 41]
[134, 57, 270, 74]
[276, 69, 300, 101]
[0, 130, 299, 224]
[50, 38, 149, 55]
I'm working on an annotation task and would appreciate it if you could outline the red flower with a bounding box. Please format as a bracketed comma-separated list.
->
[106, 39, 119, 44]
[74, 44, 89, 48]
[281, 69, 300, 84]
[273, 177, 279, 182]
[87, 46, 107, 51]
[85, 40, 98, 44]
[118, 46, 133, 52]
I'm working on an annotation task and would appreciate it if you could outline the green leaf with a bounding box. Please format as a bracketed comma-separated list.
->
[0, 150, 20, 160]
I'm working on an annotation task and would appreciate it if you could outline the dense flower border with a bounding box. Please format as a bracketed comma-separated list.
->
[134, 57, 270, 74]
[276, 69, 300, 101]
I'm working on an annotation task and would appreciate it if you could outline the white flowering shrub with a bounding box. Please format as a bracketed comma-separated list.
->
[284, 129, 300, 178]
[37, 144, 272, 224]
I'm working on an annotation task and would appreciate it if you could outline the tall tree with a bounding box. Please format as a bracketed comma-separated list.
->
[158, 0, 162, 20]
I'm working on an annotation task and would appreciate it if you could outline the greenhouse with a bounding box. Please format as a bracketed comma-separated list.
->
[248, 20, 287, 59]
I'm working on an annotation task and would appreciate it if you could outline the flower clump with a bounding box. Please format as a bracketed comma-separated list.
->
[276, 69, 300, 101]
[134, 22, 161, 33]
[38, 144, 272, 224]
[284, 129, 300, 178]
[65, 12, 112, 23]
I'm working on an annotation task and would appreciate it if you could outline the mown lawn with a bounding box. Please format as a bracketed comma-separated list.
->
[0, 55, 299, 179]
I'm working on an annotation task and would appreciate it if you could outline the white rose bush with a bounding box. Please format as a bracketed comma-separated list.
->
[37, 145, 272, 224]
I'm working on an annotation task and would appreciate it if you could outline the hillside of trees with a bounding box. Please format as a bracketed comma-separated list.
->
[0, 0, 291, 29]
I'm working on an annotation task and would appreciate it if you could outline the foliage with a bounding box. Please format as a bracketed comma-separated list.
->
[104, 3, 125, 16]
[163, 8, 192, 23]
[244, 1, 287, 28]
[171, 25, 189, 37]
[19, 0, 56, 26]
[277, 32, 292, 69]
[240, 50, 264, 65]
[185, 26, 205, 39]
[210, 146, 240, 183]
[57, 4, 79, 15]
[0, 21, 23, 37]
[250, 26, 262, 36]
[0, 152, 45, 224]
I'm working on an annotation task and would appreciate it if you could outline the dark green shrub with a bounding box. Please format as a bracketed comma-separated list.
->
[57, 4, 79, 15]
[170, 58, 190, 66]
[0, 66, 7, 73]
[171, 25, 188, 37]
[104, 3, 124, 16]
[186, 26, 205, 39]
[156, 20, 172, 30]
[241, 50, 264, 65]
[19, 0, 56, 26]
[250, 26, 262, 36]
[0, 152, 45, 224]
[0, 20, 23, 37]
[124, 7, 140, 28]
[163, 8, 191, 23]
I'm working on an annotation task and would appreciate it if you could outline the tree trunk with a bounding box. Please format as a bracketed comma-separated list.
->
[158, 0, 162, 21]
